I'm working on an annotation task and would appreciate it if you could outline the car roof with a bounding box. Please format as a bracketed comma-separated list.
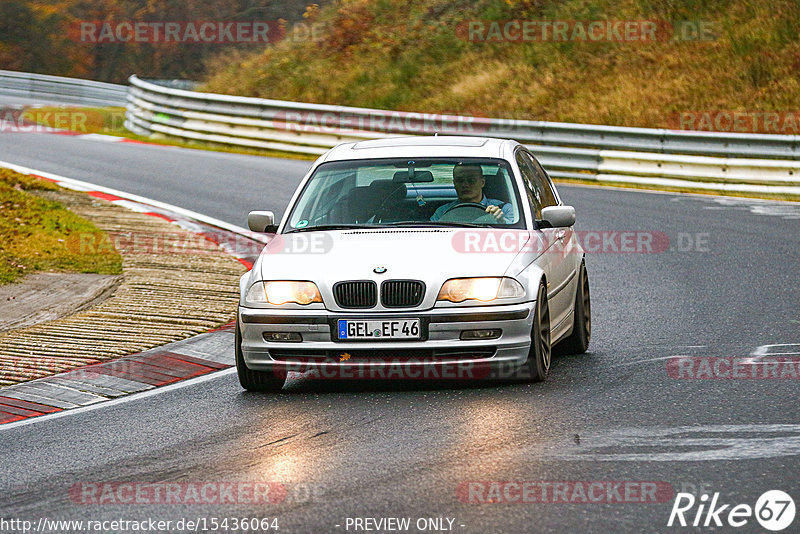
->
[320, 136, 517, 162]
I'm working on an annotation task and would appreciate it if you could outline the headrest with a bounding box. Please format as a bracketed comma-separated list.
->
[482, 168, 510, 203]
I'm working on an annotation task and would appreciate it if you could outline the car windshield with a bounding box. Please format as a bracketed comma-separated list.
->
[285, 157, 524, 231]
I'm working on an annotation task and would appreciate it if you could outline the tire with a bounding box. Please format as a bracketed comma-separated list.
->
[555, 261, 591, 355]
[236, 321, 285, 392]
[525, 281, 552, 382]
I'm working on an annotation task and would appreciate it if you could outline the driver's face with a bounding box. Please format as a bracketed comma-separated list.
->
[453, 167, 485, 203]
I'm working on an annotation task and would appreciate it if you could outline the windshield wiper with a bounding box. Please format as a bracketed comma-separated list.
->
[284, 224, 383, 233]
[286, 221, 492, 232]
[381, 221, 487, 228]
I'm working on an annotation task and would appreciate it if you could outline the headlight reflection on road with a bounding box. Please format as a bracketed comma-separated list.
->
[451, 398, 530, 469]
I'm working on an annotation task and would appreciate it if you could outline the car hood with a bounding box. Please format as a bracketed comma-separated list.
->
[255, 228, 537, 282]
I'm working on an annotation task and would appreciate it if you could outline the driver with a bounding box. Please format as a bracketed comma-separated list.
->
[430, 163, 513, 222]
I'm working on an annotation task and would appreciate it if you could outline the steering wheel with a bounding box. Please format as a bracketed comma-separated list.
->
[439, 202, 498, 223]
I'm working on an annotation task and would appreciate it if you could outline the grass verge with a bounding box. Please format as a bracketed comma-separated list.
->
[202, 0, 800, 132]
[0, 169, 122, 285]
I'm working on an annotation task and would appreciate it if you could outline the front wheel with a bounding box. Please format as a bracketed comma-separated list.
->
[525, 281, 551, 382]
[555, 261, 591, 355]
[236, 321, 285, 392]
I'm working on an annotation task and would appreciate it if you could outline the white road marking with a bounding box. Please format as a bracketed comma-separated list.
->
[546, 424, 800, 462]
[76, 133, 125, 142]
[609, 346, 707, 368]
[705, 197, 800, 219]
[751, 343, 800, 356]
[610, 355, 687, 368]
[617, 344, 800, 367]
[740, 343, 800, 364]
[0, 368, 236, 432]
[0, 159, 266, 242]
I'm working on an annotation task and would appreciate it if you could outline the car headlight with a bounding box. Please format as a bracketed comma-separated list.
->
[246, 281, 322, 305]
[437, 277, 524, 303]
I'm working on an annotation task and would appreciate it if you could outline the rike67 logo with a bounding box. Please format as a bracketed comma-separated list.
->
[668, 490, 795, 531]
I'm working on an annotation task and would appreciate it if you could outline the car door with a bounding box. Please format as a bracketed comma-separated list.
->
[528, 153, 582, 292]
[518, 149, 574, 334]
[515, 148, 557, 297]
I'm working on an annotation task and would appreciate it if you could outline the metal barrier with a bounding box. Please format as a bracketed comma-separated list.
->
[2, 70, 797, 194]
[125, 75, 800, 194]
[0, 70, 127, 107]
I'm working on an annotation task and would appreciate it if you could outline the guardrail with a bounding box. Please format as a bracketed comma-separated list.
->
[0, 70, 127, 107]
[2, 69, 795, 194]
[125, 75, 800, 195]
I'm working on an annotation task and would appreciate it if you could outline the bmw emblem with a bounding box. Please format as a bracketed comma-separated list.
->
[373, 266, 387, 274]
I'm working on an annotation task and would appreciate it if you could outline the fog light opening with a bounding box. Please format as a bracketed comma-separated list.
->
[263, 332, 303, 342]
[460, 329, 501, 341]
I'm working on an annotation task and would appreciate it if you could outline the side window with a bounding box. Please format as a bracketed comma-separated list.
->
[515, 150, 542, 218]
[522, 151, 557, 208]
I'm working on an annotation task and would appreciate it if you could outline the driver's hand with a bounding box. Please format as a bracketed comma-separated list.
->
[485, 205, 504, 221]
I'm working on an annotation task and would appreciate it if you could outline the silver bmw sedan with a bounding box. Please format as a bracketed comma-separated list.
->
[237, 136, 590, 391]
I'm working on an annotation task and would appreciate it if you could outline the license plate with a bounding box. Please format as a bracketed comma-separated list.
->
[337, 319, 420, 340]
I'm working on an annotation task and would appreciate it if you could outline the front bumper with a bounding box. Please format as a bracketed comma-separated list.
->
[239, 302, 535, 379]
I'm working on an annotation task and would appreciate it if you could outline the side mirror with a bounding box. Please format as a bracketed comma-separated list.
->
[248, 210, 277, 233]
[541, 205, 575, 228]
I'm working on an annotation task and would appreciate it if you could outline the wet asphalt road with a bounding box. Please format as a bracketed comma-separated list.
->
[1, 131, 799, 533]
